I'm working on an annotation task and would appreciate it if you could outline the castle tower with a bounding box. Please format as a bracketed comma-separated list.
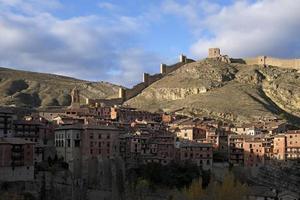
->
[208, 48, 221, 58]
[143, 73, 149, 85]
[118, 88, 126, 100]
[70, 87, 80, 108]
[160, 63, 167, 74]
[257, 56, 266, 65]
[179, 54, 187, 63]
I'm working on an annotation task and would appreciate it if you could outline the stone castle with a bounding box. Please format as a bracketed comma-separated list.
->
[81, 48, 300, 107]
[208, 47, 300, 70]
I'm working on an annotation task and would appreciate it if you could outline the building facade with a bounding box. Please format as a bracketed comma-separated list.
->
[0, 138, 35, 181]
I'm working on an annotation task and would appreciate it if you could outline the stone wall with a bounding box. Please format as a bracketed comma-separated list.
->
[208, 48, 221, 58]
[244, 56, 300, 70]
[264, 57, 300, 69]
[115, 55, 195, 102]
[125, 82, 148, 100]
[160, 59, 194, 74]
[124, 57, 195, 100]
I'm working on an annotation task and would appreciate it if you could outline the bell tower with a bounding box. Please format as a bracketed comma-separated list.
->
[70, 87, 80, 108]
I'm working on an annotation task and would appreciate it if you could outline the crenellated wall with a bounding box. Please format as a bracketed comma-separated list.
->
[123, 54, 195, 100]
[125, 73, 163, 100]
[243, 56, 300, 70]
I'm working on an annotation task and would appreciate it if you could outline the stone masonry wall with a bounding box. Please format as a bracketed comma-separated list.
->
[244, 56, 300, 70]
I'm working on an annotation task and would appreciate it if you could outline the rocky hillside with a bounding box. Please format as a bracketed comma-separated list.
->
[125, 59, 300, 124]
[0, 67, 121, 108]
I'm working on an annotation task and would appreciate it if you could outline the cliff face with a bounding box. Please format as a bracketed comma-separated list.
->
[0, 67, 121, 108]
[125, 59, 300, 124]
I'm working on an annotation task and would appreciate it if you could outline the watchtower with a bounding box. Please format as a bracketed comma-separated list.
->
[70, 87, 80, 108]
[179, 54, 187, 63]
[208, 48, 221, 58]
[160, 63, 167, 74]
[257, 56, 266, 65]
[143, 73, 149, 85]
[118, 88, 126, 100]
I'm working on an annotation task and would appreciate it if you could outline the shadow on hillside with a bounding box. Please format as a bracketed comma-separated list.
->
[246, 88, 300, 126]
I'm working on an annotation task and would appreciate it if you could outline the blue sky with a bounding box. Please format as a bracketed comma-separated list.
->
[0, 0, 300, 87]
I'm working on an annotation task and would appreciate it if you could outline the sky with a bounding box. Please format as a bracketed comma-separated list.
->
[0, 0, 300, 87]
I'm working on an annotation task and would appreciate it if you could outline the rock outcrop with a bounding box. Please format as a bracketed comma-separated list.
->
[125, 59, 300, 125]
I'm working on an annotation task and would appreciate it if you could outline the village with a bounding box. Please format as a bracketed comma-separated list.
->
[0, 85, 299, 200]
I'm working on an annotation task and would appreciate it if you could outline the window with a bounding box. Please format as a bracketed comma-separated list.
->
[74, 140, 80, 147]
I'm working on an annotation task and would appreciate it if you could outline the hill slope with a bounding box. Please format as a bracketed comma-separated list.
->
[0, 67, 121, 108]
[125, 59, 300, 124]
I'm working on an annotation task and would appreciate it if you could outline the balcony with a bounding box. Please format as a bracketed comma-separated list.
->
[12, 147, 24, 153]
[11, 153, 24, 160]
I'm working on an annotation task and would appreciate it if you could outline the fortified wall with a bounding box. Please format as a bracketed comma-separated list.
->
[208, 48, 300, 70]
[123, 54, 195, 100]
[84, 54, 195, 107]
[81, 48, 300, 108]
[243, 56, 300, 70]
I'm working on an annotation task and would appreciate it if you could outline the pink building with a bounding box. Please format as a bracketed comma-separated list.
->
[13, 119, 54, 163]
[243, 138, 265, 167]
[228, 134, 245, 166]
[0, 138, 35, 181]
[119, 131, 175, 166]
[55, 124, 123, 176]
[273, 130, 300, 161]
[175, 141, 213, 170]
[110, 107, 161, 123]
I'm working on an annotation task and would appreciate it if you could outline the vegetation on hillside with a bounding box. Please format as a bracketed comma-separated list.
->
[0, 67, 121, 108]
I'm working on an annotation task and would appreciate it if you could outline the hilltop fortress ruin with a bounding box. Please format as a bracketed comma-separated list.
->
[84, 48, 300, 107]
[209, 48, 300, 70]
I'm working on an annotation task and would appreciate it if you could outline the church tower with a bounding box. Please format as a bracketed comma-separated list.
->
[70, 87, 80, 108]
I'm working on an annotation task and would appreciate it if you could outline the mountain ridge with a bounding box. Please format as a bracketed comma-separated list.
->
[0, 67, 122, 108]
[0, 57, 299, 125]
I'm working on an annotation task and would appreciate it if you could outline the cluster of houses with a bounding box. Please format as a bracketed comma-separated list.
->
[0, 87, 299, 199]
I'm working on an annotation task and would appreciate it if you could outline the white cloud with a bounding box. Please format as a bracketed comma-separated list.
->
[0, 1, 162, 87]
[97, 2, 119, 11]
[189, 0, 300, 58]
[0, 0, 62, 14]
